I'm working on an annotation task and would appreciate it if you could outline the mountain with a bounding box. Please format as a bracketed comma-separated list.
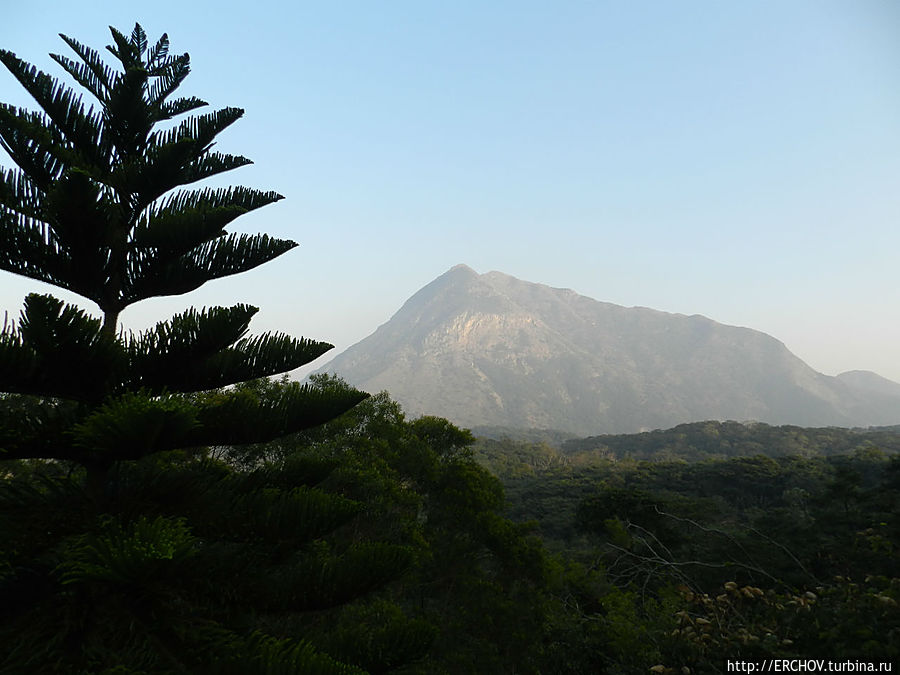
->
[835, 370, 900, 398]
[316, 264, 900, 436]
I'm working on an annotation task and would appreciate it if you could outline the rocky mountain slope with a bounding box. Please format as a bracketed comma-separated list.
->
[316, 265, 900, 436]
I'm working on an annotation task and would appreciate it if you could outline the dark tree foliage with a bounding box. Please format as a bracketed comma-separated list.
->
[218, 377, 613, 675]
[0, 24, 427, 674]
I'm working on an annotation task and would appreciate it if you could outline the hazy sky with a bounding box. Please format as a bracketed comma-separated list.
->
[3, 1, 900, 381]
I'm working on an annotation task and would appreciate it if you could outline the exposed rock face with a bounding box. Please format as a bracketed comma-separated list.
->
[316, 265, 900, 435]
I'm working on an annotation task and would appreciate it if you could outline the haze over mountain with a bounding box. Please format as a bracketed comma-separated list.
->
[316, 265, 900, 436]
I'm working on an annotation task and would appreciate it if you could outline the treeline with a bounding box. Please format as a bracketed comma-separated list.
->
[562, 420, 900, 461]
[473, 420, 900, 476]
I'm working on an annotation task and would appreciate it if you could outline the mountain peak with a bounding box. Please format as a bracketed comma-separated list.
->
[446, 263, 478, 276]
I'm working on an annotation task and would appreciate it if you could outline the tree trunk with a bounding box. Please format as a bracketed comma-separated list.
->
[101, 308, 120, 339]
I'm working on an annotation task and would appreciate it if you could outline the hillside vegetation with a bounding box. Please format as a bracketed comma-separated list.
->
[469, 423, 900, 670]
[474, 420, 900, 475]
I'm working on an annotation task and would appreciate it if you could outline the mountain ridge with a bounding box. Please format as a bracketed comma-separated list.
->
[316, 265, 900, 436]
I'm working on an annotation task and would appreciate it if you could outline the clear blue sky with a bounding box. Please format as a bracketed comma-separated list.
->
[3, 1, 900, 381]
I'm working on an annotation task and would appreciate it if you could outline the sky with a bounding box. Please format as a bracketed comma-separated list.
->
[2, 1, 900, 381]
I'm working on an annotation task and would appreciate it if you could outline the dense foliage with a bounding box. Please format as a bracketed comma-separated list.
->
[3, 377, 626, 674]
[212, 377, 589, 673]
[476, 433, 900, 671]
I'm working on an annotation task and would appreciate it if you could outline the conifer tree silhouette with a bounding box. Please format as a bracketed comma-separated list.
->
[0, 23, 365, 489]
[0, 25, 430, 674]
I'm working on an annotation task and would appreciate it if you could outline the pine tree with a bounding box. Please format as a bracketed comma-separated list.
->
[0, 24, 422, 674]
[0, 22, 366, 488]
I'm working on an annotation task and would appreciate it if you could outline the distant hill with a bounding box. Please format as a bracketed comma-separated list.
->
[316, 264, 900, 435]
[471, 420, 900, 479]
[836, 370, 900, 398]
[559, 420, 900, 463]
